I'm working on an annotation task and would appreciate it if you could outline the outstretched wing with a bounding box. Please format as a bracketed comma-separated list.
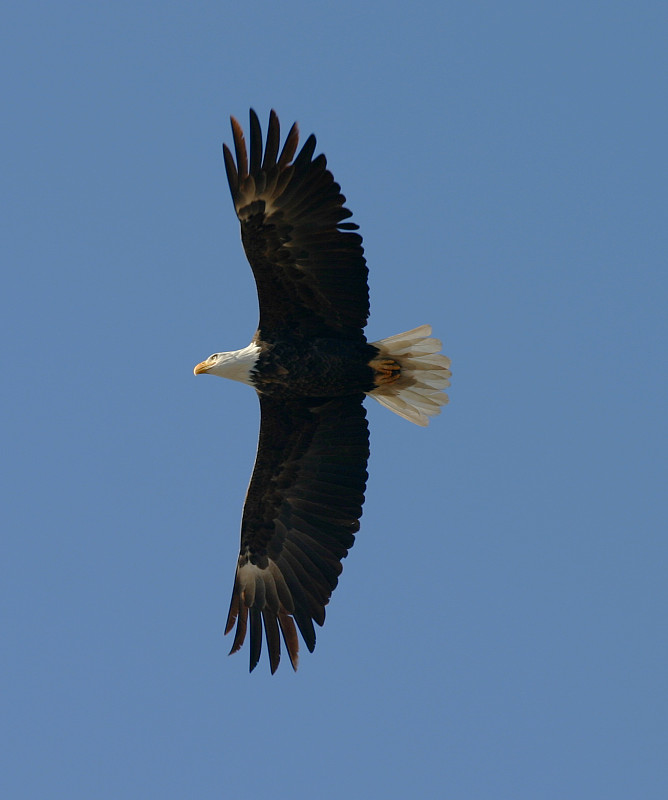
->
[223, 109, 369, 340]
[225, 393, 369, 673]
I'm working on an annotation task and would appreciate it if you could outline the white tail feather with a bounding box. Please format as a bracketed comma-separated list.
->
[367, 325, 451, 426]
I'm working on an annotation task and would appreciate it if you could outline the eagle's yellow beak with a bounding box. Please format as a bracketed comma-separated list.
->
[194, 361, 210, 375]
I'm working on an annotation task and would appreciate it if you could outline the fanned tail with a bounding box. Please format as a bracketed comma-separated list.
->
[367, 325, 451, 426]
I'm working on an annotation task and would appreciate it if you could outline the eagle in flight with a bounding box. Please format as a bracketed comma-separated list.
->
[194, 110, 451, 673]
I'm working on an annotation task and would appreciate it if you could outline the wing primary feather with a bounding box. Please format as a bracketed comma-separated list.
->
[292, 608, 317, 652]
[291, 134, 317, 175]
[277, 121, 299, 169]
[228, 604, 248, 655]
[230, 115, 248, 180]
[224, 583, 239, 635]
[249, 607, 263, 671]
[262, 109, 280, 170]
[222, 144, 238, 196]
[262, 610, 282, 674]
[278, 611, 300, 671]
[248, 108, 263, 176]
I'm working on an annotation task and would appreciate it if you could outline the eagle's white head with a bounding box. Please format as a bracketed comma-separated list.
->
[193, 341, 260, 385]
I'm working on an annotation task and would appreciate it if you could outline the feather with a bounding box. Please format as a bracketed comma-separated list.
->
[277, 121, 299, 169]
[248, 108, 263, 177]
[228, 604, 247, 655]
[249, 608, 263, 671]
[278, 611, 299, 670]
[230, 116, 248, 180]
[262, 609, 282, 674]
[262, 109, 280, 170]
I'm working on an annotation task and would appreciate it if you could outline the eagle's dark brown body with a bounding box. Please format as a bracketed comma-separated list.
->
[251, 336, 380, 398]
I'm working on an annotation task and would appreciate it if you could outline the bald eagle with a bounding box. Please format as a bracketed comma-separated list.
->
[194, 110, 451, 673]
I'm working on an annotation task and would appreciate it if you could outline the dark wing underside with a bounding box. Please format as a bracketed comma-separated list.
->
[225, 393, 369, 673]
[223, 109, 369, 340]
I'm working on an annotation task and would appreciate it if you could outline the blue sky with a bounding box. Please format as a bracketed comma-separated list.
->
[3, 1, 667, 797]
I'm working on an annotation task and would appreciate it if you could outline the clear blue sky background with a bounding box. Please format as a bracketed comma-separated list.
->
[3, 2, 667, 798]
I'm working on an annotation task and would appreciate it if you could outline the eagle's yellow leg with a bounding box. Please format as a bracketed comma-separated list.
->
[370, 357, 401, 387]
